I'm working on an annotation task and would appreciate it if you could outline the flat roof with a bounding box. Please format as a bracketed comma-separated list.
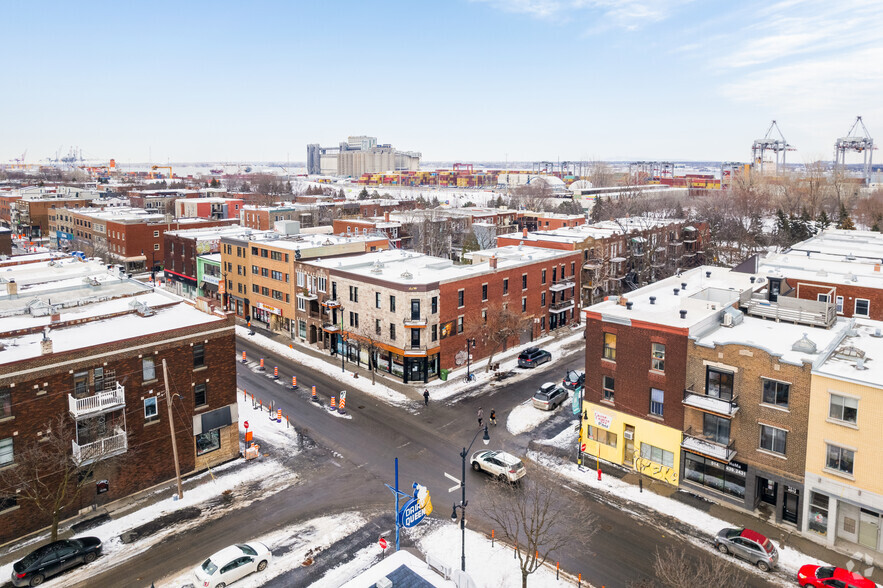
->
[814, 318, 883, 387]
[163, 225, 258, 240]
[227, 232, 383, 252]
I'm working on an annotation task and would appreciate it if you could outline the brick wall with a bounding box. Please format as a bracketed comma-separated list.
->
[785, 278, 883, 321]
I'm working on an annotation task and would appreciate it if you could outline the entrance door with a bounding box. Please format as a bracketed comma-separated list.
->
[859, 508, 880, 550]
[624, 425, 636, 465]
[758, 477, 777, 506]
[768, 278, 781, 302]
[783, 487, 800, 525]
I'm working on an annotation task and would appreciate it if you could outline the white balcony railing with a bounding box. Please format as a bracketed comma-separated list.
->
[549, 279, 575, 292]
[71, 429, 128, 464]
[68, 383, 126, 419]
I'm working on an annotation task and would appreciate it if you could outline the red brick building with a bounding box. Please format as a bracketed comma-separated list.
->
[332, 214, 403, 248]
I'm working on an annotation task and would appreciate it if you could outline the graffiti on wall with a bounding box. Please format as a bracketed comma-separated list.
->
[633, 455, 678, 485]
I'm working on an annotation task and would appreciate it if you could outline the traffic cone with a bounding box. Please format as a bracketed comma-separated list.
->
[329, 396, 336, 411]
[338, 394, 346, 414]
[276, 409, 282, 423]
[273, 366, 279, 379]
[241, 351, 246, 363]
[311, 385, 318, 402]
[259, 358, 265, 371]
[291, 376, 298, 389]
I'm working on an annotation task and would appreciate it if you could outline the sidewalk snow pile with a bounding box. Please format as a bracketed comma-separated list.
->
[160, 512, 367, 588]
[534, 419, 580, 450]
[529, 451, 828, 582]
[238, 388, 302, 450]
[506, 388, 574, 435]
[237, 325, 410, 406]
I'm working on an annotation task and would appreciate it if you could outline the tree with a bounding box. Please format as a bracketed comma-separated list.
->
[0, 414, 128, 541]
[589, 161, 615, 188]
[465, 300, 530, 371]
[556, 199, 584, 215]
[590, 195, 607, 223]
[838, 202, 856, 230]
[628, 546, 749, 588]
[462, 201, 477, 208]
[461, 232, 480, 256]
[480, 478, 595, 588]
[209, 178, 220, 188]
[357, 187, 369, 200]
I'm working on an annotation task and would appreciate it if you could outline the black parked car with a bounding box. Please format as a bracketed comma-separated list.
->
[562, 370, 585, 390]
[12, 537, 102, 587]
[517, 347, 552, 368]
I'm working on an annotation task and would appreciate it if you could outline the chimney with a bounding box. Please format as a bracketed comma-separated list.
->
[6, 279, 17, 297]
[41, 328, 52, 355]
[489, 256, 497, 270]
[523, 227, 528, 238]
[384, 211, 390, 222]
[50, 312, 61, 324]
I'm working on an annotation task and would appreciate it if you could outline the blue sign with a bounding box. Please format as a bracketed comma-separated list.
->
[397, 497, 426, 528]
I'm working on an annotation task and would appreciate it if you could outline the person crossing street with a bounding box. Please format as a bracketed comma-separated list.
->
[423, 389, 430, 406]
[489, 409, 496, 426]
[477, 407, 483, 427]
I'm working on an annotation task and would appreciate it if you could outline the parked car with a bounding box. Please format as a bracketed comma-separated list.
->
[471, 450, 526, 483]
[517, 347, 552, 368]
[562, 370, 585, 390]
[12, 537, 102, 587]
[797, 564, 876, 588]
[194, 542, 272, 588]
[532, 382, 568, 411]
[713, 528, 778, 571]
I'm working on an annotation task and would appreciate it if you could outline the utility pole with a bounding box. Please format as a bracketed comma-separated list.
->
[162, 358, 184, 500]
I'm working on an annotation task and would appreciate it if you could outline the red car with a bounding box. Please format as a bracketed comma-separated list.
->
[797, 564, 876, 588]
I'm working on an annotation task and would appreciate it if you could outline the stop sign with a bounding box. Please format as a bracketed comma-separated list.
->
[580, 443, 587, 452]
[244, 421, 249, 430]
[379, 537, 388, 550]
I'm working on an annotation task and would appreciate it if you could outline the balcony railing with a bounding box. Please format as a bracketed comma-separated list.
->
[682, 388, 739, 417]
[743, 294, 835, 328]
[549, 279, 575, 292]
[550, 299, 576, 313]
[681, 427, 736, 463]
[404, 317, 427, 327]
[68, 383, 126, 419]
[71, 428, 128, 465]
[321, 298, 341, 308]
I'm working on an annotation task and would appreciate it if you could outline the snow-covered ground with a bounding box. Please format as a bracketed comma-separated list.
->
[506, 388, 576, 435]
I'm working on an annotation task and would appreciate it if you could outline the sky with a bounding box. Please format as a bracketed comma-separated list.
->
[2, 0, 881, 165]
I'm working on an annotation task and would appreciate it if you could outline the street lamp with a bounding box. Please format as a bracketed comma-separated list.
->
[339, 305, 346, 373]
[465, 338, 476, 382]
[451, 424, 490, 572]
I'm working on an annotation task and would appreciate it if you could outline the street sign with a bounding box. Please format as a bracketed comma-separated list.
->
[379, 537, 388, 550]
[397, 498, 426, 528]
[244, 421, 249, 430]
[445, 472, 461, 493]
[581, 443, 587, 452]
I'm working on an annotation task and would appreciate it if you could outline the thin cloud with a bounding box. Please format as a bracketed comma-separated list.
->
[471, 0, 690, 30]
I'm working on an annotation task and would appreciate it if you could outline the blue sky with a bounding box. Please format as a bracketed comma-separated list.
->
[2, 0, 881, 165]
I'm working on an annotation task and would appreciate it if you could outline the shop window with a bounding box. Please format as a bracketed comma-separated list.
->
[640, 443, 674, 468]
[196, 429, 220, 456]
[828, 394, 858, 424]
[762, 379, 790, 408]
[586, 425, 617, 447]
[684, 453, 745, 499]
[298, 320, 306, 338]
[808, 492, 829, 535]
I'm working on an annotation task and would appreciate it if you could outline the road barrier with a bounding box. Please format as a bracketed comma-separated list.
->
[241, 351, 247, 363]
[311, 386, 318, 402]
[273, 366, 279, 379]
[291, 376, 298, 389]
[276, 409, 282, 423]
[259, 358, 265, 371]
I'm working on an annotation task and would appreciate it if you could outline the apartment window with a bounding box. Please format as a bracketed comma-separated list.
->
[855, 298, 870, 317]
[431, 324, 438, 342]
[261, 268, 269, 278]
[759, 424, 787, 455]
[153, 230, 159, 238]
[196, 429, 220, 456]
[762, 379, 790, 408]
[261, 287, 269, 296]
[640, 443, 674, 468]
[817, 293, 830, 303]
[376, 292, 381, 309]
[706, 368, 734, 400]
[825, 444, 854, 475]
[836, 296, 844, 313]
[651, 343, 665, 371]
[457, 290, 464, 308]
[503, 278, 509, 295]
[703, 413, 730, 444]
[349, 312, 359, 328]
[482, 284, 488, 301]
[296, 271, 304, 287]
[0, 438, 12, 467]
[431, 296, 437, 314]
[351, 286, 359, 303]
[390, 323, 396, 340]
[154, 244, 160, 251]
[193, 343, 205, 368]
[194, 383, 207, 407]
[390, 295, 396, 312]
[522, 274, 527, 289]
[144, 397, 159, 422]
[602, 376, 615, 402]
[571, 261, 575, 276]
[586, 425, 617, 447]
[603, 333, 617, 361]
[270, 251, 283, 261]
[271, 270, 284, 281]
[521, 297, 526, 312]
[650, 388, 664, 417]
[0, 390, 10, 419]
[252, 284, 259, 293]
[552, 268, 557, 282]
[411, 328, 420, 348]
[0, 496, 16, 512]
[829, 393, 858, 424]
[541, 292, 546, 307]
[457, 316, 464, 333]
[376, 319, 382, 335]
[272, 290, 283, 301]
[142, 358, 156, 382]
[541, 269, 546, 284]
[318, 277, 326, 292]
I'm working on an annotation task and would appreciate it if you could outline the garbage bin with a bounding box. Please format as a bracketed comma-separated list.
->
[439, 369, 449, 381]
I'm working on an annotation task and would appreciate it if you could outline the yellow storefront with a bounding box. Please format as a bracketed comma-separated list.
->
[579, 401, 684, 486]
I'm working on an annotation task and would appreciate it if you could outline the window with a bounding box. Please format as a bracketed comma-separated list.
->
[552, 268, 557, 282]
[144, 397, 158, 422]
[457, 290, 464, 308]
[154, 243, 160, 251]
[522, 274, 527, 289]
[0, 390, 10, 419]
[390, 323, 396, 340]
[541, 292, 546, 307]
[390, 295, 396, 312]
[271, 270, 284, 281]
[571, 261, 575, 276]
[411, 328, 420, 348]
[759, 424, 787, 455]
[602, 376, 615, 402]
[603, 333, 616, 361]
[196, 429, 220, 456]
[349, 312, 359, 328]
[261, 287, 269, 296]
[457, 316, 464, 333]
[349, 286, 358, 302]
[808, 492, 829, 535]
[297, 271, 305, 287]
[376, 319, 382, 335]
[482, 284, 488, 301]
[829, 394, 858, 424]
[503, 279, 509, 295]
[706, 368, 734, 400]
[431, 296, 437, 314]
[0, 438, 12, 466]
[542, 269, 547, 284]
[0, 496, 16, 512]
[318, 277, 326, 292]
[194, 383, 207, 407]
[650, 388, 664, 417]
[431, 324, 437, 342]
[481, 309, 487, 323]
[826, 444, 854, 475]
[651, 343, 665, 371]
[153, 230, 160, 237]
[261, 268, 269, 277]
[193, 343, 205, 368]
[640, 443, 674, 468]
[270, 251, 283, 261]
[586, 426, 617, 447]
[297, 298, 306, 312]
[522, 297, 527, 312]
[703, 413, 730, 444]
[376, 292, 381, 309]
[817, 293, 830, 303]
[762, 379, 790, 408]
[411, 299, 420, 320]
[298, 320, 306, 338]
[855, 298, 870, 317]
[142, 358, 156, 382]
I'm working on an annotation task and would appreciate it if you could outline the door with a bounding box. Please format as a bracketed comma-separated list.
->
[768, 278, 781, 302]
[758, 477, 777, 506]
[783, 487, 800, 525]
[624, 425, 636, 465]
[859, 508, 880, 550]
[411, 299, 420, 320]
[55, 546, 79, 573]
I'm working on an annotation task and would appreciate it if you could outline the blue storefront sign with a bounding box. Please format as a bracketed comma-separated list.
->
[397, 497, 426, 528]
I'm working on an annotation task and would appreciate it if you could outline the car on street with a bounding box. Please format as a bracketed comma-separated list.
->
[471, 450, 526, 483]
[12, 537, 102, 587]
[562, 370, 585, 390]
[517, 347, 552, 368]
[713, 527, 778, 571]
[532, 382, 568, 411]
[797, 564, 876, 588]
[193, 542, 272, 588]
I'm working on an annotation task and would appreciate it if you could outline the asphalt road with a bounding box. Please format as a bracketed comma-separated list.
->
[61, 333, 774, 588]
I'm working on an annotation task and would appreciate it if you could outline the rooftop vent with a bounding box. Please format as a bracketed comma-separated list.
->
[679, 310, 688, 319]
[400, 270, 413, 280]
[681, 282, 687, 290]
[791, 333, 818, 354]
[750, 276, 755, 284]
[846, 253, 856, 261]
[871, 328, 883, 338]
[705, 271, 711, 278]
[649, 296, 656, 305]
[626, 301, 633, 310]
[130, 300, 155, 317]
[370, 259, 384, 274]
[855, 357, 869, 370]
[673, 288, 680, 296]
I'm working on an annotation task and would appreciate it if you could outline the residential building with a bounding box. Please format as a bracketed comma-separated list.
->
[127, 189, 199, 214]
[164, 226, 258, 298]
[175, 197, 244, 220]
[240, 204, 315, 231]
[196, 254, 223, 306]
[0, 259, 238, 544]
[13, 189, 100, 238]
[0, 227, 10, 257]
[357, 199, 419, 218]
[332, 215, 402, 248]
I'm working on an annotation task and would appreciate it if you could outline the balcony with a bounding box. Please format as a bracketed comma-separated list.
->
[550, 299, 575, 313]
[322, 323, 340, 333]
[404, 317, 427, 328]
[71, 428, 128, 465]
[681, 427, 736, 463]
[321, 298, 341, 308]
[682, 388, 739, 417]
[297, 291, 318, 301]
[743, 294, 835, 328]
[68, 384, 126, 419]
[549, 279, 575, 292]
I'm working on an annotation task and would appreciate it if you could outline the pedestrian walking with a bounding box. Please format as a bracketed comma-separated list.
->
[423, 389, 430, 406]
[477, 407, 483, 428]
[490, 409, 496, 426]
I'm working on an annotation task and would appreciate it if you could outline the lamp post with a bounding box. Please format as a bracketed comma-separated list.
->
[339, 306, 346, 373]
[451, 424, 490, 572]
[465, 338, 476, 381]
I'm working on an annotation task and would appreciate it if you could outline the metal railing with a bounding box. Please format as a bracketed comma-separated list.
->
[682, 426, 736, 462]
[682, 387, 739, 416]
[71, 429, 128, 464]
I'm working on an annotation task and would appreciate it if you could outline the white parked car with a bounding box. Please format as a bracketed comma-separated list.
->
[194, 542, 271, 588]
[471, 450, 526, 483]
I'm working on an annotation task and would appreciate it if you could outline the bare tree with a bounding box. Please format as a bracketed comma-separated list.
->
[480, 478, 596, 588]
[627, 546, 749, 588]
[465, 300, 530, 371]
[589, 161, 615, 188]
[0, 414, 128, 541]
[509, 183, 554, 212]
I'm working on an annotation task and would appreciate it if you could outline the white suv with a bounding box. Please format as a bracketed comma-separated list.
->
[471, 450, 526, 483]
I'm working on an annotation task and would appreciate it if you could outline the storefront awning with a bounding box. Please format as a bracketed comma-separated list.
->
[201, 281, 218, 293]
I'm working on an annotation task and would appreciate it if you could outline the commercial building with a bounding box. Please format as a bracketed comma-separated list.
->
[12, 187, 101, 238]
[240, 204, 315, 231]
[307, 136, 420, 177]
[127, 189, 199, 214]
[163, 226, 259, 299]
[0, 258, 238, 543]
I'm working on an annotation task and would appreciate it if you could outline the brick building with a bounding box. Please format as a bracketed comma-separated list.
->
[127, 189, 198, 214]
[357, 199, 419, 218]
[0, 259, 238, 544]
[164, 226, 260, 298]
[175, 197, 244, 220]
[240, 205, 314, 230]
[332, 214, 403, 248]
[0, 192, 22, 229]
[13, 188, 100, 238]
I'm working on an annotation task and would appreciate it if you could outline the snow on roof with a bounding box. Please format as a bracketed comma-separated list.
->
[339, 549, 452, 588]
[163, 225, 257, 240]
[201, 254, 222, 262]
[180, 197, 242, 204]
[814, 319, 883, 387]
[236, 232, 383, 252]
[758, 252, 883, 290]
[68, 207, 166, 223]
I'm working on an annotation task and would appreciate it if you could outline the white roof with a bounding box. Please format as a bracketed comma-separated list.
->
[340, 550, 452, 587]
[64, 207, 166, 223]
[814, 319, 883, 388]
[164, 225, 257, 240]
[239, 232, 382, 252]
